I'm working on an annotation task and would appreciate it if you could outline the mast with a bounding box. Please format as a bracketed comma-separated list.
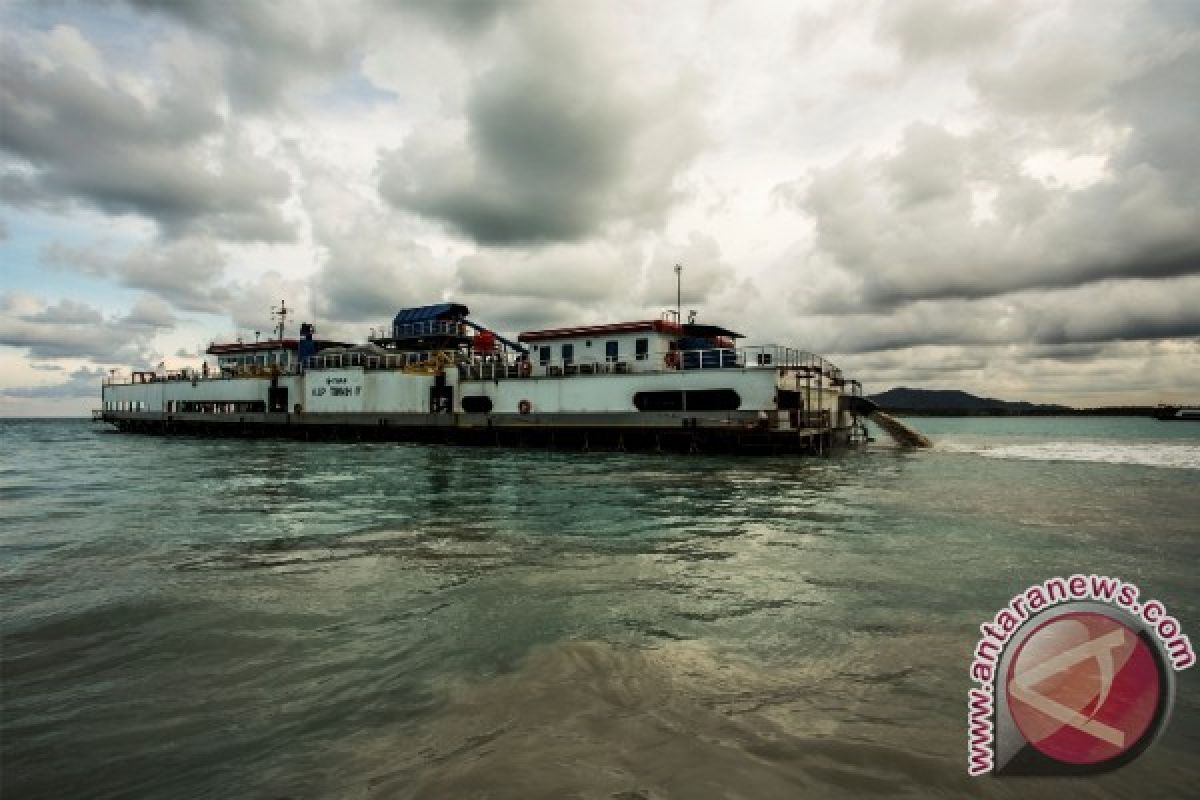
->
[272, 300, 289, 341]
[674, 263, 682, 323]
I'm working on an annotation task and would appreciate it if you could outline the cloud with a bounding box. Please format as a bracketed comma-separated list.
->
[0, 293, 171, 364]
[0, 25, 295, 241]
[877, 0, 1023, 64]
[0, 365, 109, 398]
[123, 294, 177, 328]
[805, 276, 1200, 355]
[448, 231, 744, 337]
[311, 221, 451, 330]
[457, 241, 642, 306]
[379, 6, 704, 244]
[125, 0, 370, 109]
[224, 270, 314, 336]
[389, 0, 516, 38]
[45, 237, 232, 313]
[795, 3, 1200, 311]
[839, 338, 1200, 405]
[794, 115, 1200, 309]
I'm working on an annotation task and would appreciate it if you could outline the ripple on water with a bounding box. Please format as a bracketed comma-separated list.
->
[3, 420, 1198, 799]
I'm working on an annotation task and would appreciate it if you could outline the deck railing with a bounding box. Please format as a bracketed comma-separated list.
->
[511, 346, 843, 382]
[303, 351, 452, 371]
[102, 345, 847, 385]
[392, 320, 463, 338]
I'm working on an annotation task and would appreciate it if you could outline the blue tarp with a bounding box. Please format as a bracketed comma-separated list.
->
[392, 303, 469, 326]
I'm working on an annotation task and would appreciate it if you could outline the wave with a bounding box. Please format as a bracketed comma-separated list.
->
[942, 440, 1200, 470]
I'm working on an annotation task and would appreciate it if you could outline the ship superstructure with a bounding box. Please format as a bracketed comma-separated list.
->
[98, 302, 874, 454]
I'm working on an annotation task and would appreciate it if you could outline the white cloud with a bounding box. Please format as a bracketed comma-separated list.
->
[0, 292, 171, 364]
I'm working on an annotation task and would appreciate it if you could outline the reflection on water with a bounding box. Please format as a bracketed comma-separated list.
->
[1, 418, 1198, 799]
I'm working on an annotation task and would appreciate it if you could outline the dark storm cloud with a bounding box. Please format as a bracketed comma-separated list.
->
[1110, 45, 1200, 189]
[0, 293, 172, 364]
[836, 337, 1199, 404]
[804, 277, 1200, 355]
[379, 9, 703, 244]
[794, 4, 1200, 312]
[0, 27, 295, 241]
[796, 123, 1200, 311]
[1025, 284, 1200, 346]
[1023, 343, 1108, 363]
[387, 0, 517, 37]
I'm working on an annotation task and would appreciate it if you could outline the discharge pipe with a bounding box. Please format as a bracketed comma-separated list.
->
[868, 410, 933, 448]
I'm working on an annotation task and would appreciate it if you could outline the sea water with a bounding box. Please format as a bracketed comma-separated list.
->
[1, 417, 1197, 798]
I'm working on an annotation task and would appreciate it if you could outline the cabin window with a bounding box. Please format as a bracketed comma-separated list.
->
[633, 391, 684, 411]
[561, 343, 574, 365]
[461, 396, 494, 413]
[605, 341, 619, 362]
[633, 389, 741, 412]
[635, 338, 649, 361]
[539, 346, 551, 366]
[684, 389, 742, 411]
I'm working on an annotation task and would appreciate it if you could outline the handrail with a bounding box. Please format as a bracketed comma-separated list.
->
[102, 345, 848, 385]
[392, 320, 463, 338]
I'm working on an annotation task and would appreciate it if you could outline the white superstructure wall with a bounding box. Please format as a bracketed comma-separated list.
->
[101, 364, 850, 420]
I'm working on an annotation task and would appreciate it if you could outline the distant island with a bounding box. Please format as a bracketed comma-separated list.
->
[868, 388, 1156, 417]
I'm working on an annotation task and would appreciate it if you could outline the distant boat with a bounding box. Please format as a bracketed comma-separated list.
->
[1153, 405, 1200, 421]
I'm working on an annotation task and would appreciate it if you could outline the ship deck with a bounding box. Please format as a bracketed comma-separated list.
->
[96, 409, 850, 455]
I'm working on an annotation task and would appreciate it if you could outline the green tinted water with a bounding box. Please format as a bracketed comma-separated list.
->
[2, 418, 1197, 798]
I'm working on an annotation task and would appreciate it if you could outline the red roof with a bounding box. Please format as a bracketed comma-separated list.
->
[518, 320, 682, 342]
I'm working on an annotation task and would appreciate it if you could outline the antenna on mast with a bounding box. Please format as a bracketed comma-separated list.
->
[272, 300, 289, 341]
[674, 263, 683, 323]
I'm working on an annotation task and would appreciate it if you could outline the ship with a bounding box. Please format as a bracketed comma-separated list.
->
[1153, 404, 1200, 421]
[96, 301, 880, 454]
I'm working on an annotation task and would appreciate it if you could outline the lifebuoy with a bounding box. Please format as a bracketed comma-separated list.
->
[518, 399, 532, 415]
[664, 351, 680, 369]
[519, 360, 532, 377]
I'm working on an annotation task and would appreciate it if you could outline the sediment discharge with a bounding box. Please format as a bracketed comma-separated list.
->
[869, 411, 933, 448]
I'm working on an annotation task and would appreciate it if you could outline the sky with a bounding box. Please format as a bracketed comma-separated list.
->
[1, 0, 1198, 415]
